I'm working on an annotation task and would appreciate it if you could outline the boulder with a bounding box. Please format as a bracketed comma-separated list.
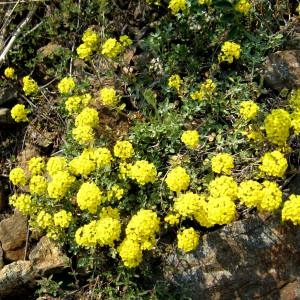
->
[164, 215, 300, 299]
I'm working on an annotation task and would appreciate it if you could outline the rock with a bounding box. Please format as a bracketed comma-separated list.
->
[0, 107, 14, 124]
[263, 50, 300, 90]
[5, 246, 26, 261]
[163, 215, 300, 299]
[0, 261, 35, 297]
[0, 87, 17, 106]
[29, 236, 70, 276]
[0, 246, 3, 270]
[0, 211, 27, 253]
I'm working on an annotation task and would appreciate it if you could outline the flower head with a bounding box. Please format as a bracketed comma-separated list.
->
[165, 166, 190, 193]
[4, 67, 15, 79]
[23, 76, 39, 95]
[181, 130, 199, 149]
[11, 104, 30, 122]
[218, 41, 241, 64]
[58, 77, 75, 94]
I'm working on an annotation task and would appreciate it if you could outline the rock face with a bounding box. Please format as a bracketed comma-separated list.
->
[164, 215, 300, 299]
[0, 211, 27, 261]
[263, 50, 300, 90]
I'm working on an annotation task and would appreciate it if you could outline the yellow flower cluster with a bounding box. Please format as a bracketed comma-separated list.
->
[57, 77, 76, 94]
[93, 147, 113, 168]
[208, 176, 238, 200]
[282, 194, 300, 225]
[11, 104, 30, 122]
[29, 175, 47, 196]
[129, 160, 157, 185]
[198, 0, 211, 5]
[168, 0, 187, 14]
[99, 87, 119, 107]
[107, 184, 124, 201]
[65, 93, 92, 114]
[211, 153, 234, 175]
[239, 101, 259, 120]
[9, 167, 27, 186]
[114, 140, 134, 160]
[72, 125, 95, 145]
[207, 195, 236, 225]
[181, 130, 199, 149]
[53, 210, 72, 228]
[218, 41, 241, 64]
[289, 88, 300, 110]
[264, 109, 291, 146]
[46, 156, 68, 176]
[101, 37, 124, 58]
[118, 209, 160, 267]
[168, 74, 182, 91]
[291, 111, 300, 135]
[36, 210, 53, 229]
[75, 107, 99, 128]
[9, 194, 33, 215]
[238, 180, 263, 208]
[165, 166, 190, 193]
[99, 206, 120, 219]
[190, 78, 216, 101]
[28, 156, 45, 175]
[177, 228, 199, 253]
[76, 28, 99, 59]
[235, 0, 252, 15]
[119, 35, 133, 47]
[164, 213, 180, 225]
[75, 217, 121, 248]
[77, 182, 103, 213]
[22, 75, 39, 95]
[4, 67, 15, 79]
[259, 150, 288, 178]
[47, 170, 75, 199]
[119, 162, 133, 179]
[69, 155, 96, 177]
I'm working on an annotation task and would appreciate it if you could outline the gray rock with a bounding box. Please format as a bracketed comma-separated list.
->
[0, 210, 27, 253]
[29, 236, 70, 276]
[263, 50, 300, 90]
[163, 215, 300, 299]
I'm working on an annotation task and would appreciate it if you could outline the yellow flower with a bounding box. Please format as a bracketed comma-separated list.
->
[208, 176, 238, 200]
[9, 193, 33, 215]
[75, 107, 99, 128]
[9, 167, 27, 186]
[29, 175, 47, 196]
[57, 77, 76, 94]
[168, 74, 182, 91]
[239, 101, 259, 120]
[177, 228, 199, 253]
[46, 156, 68, 177]
[218, 41, 241, 64]
[238, 180, 263, 208]
[11, 104, 30, 122]
[165, 166, 190, 193]
[118, 238, 143, 268]
[72, 125, 95, 145]
[181, 130, 199, 149]
[119, 35, 133, 47]
[99, 87, 119, 107]
[282, 194, 300, 225]
[76, 43, 93, 59]
[129, 160, 157, 185]
[101, 38, 123, 58]
[93, 147, 113, 168]
[65, 93, 92, 114]
[54, 210, 72, 228]
[168, 0, 187, 14]
[77, 182, 103, 213]
[190, 78, 216, 101]
[69, 155, 96, 177]
[82, 28, 99, 47]
[235, 0, 252, 15]
[259, 150, 288, 178]
[114, 140, 134, 160]
[198, 0, 211, 5]
[28, 156, 46, 176]
[211, 153, 234, 175]
[164, 213, 180, 225]
[47, 171, 75, 199]
[22, 76, 39, 95]
[36, 210, 53, 229]
[259, 181, 282, 212]
[4, 67, 15, 79]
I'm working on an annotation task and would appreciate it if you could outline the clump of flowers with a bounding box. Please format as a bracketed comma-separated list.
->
[9, 193, 33, 215]
[165, 166, 190, 193]
[72, 125, 95, 145]
[28, 157, 46, 175]
[65, 94, 92, 114]
[77, 182, 103, 213]
[118, 209, 160, 267]
[259, 150, 288, 178]
[291, 111, 300, 135]
[46, 157, 68, 176]
[177, 228, 199, 253]
[69, 155, 96, 177]
[92, 147, 113, 169]
[238, 180, 263, 208]
[235, 0, 252, 15]
[168, 74, 182, 92]
[181, 130, 199, 149]
[57, 77, 76, 94]
[11, 104, 30, 122]
[47, 171, 75, 199]
[211, 153, 234, 175]
[36, 210, 53, 230]
[198, 0, 212, 5]
[239, 101, 259, 120]
[76, 28, 99, 59]
[101, 38, 123, 58]
[22, 75, 39, 95]
[75, 107, 99, 128]
[9, 167, 27, 186]
[29, 175, 47, 196]
[259, 181, 282, 212]
[119, 35, 133, 47]
[99, 87, 119, 107]
[54, 210, 72, 228]
[4, 67, 15, 79]
[208, 176, 238, 200]
[129, 160, 157, 185]
[190, 78, 216, 101]
[114, 141, 134, 160]
[218, 41, 241, 64]
[206, 196, 236, 225]
[264, 109, 291, 146]
[168, 0, 187, 14]
[282, 194, 300, 225]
